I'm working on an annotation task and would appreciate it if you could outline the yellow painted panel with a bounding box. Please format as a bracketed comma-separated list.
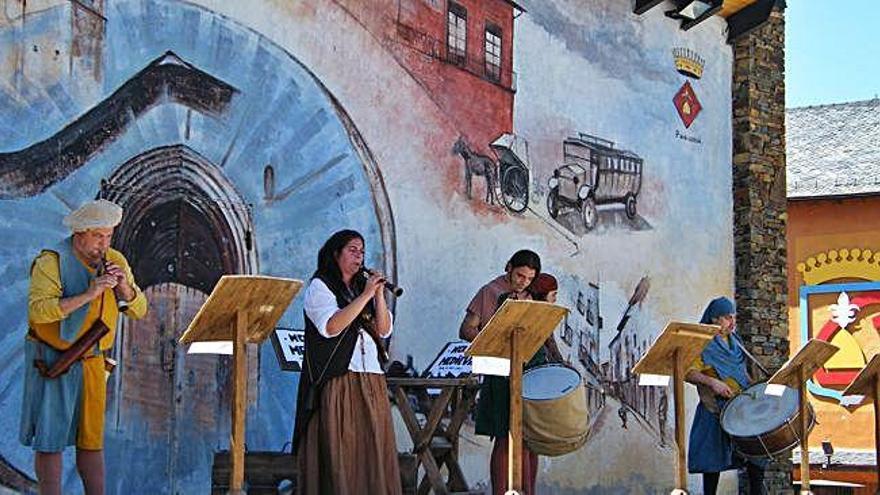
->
[825, 330, 866, 369]
[786, 198, 880, 452]
[797, 248, 880, 285]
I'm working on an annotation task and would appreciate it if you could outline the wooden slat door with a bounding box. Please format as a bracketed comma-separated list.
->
[107, 283, 236, 494]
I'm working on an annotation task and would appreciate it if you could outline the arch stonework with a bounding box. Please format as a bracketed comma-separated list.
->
[101, 144, 257, 293]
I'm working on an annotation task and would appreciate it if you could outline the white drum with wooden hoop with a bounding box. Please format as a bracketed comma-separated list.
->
[720, 382, 815, 458]
[522, 363, 589, 456]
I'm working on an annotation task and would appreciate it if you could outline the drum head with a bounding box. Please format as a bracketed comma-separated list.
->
[720, 382, 799, 437]
[522, 364, 581, 400]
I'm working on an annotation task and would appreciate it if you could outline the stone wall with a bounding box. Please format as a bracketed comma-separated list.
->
[731, 5, 790, 494]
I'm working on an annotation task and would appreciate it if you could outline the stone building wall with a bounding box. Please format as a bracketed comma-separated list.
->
[731, 5, 791, 494]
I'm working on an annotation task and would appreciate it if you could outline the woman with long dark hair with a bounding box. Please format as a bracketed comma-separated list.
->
[293, 229, 400, 495]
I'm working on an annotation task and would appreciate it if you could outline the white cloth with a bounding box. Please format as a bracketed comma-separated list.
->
[63, 199, 123, 232]
[303, 278, 393, 374]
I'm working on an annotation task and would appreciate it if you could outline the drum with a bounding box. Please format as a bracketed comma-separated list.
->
[720, 382, 815, 459]
[522, 364, 589, 456]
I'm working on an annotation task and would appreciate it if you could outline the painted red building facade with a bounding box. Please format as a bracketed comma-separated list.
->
[393, 0, 520, 153]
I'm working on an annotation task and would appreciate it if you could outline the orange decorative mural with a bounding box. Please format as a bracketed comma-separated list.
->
[796, 248, 880, 399]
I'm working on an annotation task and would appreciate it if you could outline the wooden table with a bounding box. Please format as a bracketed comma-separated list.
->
[387, 376, 481, 495]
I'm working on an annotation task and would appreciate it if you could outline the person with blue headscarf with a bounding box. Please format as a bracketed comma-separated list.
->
[685, 296, 765, 494]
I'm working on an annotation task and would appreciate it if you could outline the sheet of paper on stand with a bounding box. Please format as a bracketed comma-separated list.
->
[764, 383, 787, 397]
[188, 341, 233, 355]
[472, 356, 510, 377]
[638, 373, 671, 387]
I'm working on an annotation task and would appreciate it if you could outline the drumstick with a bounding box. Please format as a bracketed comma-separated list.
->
[733, 336, 771, 379]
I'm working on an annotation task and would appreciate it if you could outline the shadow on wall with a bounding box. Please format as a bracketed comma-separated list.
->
[552, 207, 652, 236]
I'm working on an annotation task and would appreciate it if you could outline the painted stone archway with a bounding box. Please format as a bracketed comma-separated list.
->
[0, 2, 398, 492]
[98, 144, 258, 493]
[101, 144, 257, 289]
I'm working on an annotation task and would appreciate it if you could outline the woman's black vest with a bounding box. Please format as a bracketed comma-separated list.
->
[292, 275, 380, 452]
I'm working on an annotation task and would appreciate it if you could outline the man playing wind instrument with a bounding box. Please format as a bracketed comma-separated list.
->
[20, 199, 147, 495]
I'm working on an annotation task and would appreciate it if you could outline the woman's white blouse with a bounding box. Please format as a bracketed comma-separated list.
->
[303, 278, 393, 374]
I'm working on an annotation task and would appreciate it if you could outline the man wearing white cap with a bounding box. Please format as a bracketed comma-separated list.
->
[20, 199, 147, 495]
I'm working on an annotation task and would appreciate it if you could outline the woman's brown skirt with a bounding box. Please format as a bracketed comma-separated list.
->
[298, 372, 401, 495]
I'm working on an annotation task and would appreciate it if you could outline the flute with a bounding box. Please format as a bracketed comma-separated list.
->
[360, 267, 403, 297]
[100, 253, 129, 311]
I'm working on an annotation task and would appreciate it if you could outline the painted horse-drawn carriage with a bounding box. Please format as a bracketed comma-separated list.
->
[453, 133, 531, 213]
[490, 133, 530, 213]
[547, 133, 643, 231]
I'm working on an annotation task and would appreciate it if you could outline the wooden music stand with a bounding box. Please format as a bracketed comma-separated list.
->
[179, 275, 302, 494]
[842, 353, 880, 493]
[767, 338, 839, 495]
[466, 299, 567, 495]
[632, 321, 717, 495]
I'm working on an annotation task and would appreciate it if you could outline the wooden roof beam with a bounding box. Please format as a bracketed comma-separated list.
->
[633, 0, 665, 15]
[727, 0, 786, 42]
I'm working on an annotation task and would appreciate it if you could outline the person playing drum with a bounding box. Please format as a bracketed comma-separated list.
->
[528, 273, 563, 362]
[685, 296, 766, 494]
[459, 251, 559, 495]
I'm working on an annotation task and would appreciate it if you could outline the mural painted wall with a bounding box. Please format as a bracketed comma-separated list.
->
[0, 0, 738, 493]
[787, 197, 880, 461]
[503, 3, 734, 493]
